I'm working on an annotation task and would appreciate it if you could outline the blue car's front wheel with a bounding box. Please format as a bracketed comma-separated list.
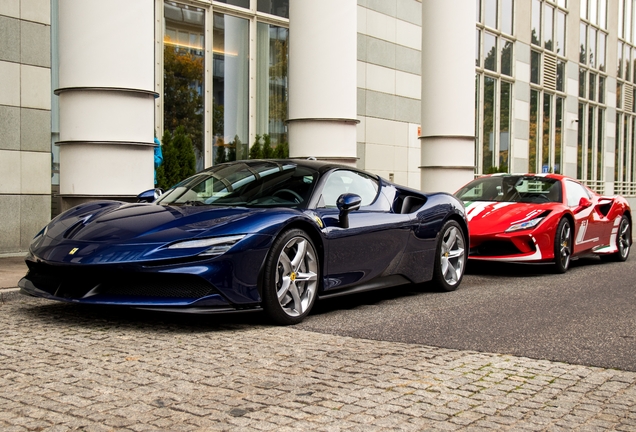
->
[262, 229, 319, 325]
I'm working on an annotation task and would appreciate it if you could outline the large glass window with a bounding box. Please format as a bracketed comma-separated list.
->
[213, 13, 249, 164]
[164, 3, 205, 170]
[161, 1, 289, 178]
[256, 23, 289, 147]
[476, 0, 514, 174]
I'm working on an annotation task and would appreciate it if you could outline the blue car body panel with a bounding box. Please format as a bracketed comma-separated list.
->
[20, 159, 468, 313]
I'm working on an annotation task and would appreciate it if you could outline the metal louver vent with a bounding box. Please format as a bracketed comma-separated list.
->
[625, 83, 634, 113]
[543, 52, 557, 91]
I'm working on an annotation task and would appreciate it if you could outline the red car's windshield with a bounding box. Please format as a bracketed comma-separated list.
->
[456, 176, 563, 204]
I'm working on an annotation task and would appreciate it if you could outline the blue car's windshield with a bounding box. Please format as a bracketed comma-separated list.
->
[456, 175, 562, 204]
[156, 161, 318, 208]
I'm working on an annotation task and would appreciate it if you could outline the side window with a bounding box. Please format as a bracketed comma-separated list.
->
[321, 170, 379, 208]
[565, 180, 589, 207]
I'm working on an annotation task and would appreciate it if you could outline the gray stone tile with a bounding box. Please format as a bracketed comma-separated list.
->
[396, 0, 421, 26]
[357, 87, 366, 116]
[366, 36, 396, 69]
[395, 96, 420, 124]
[0, 194, 20, 253]
[20, 108, 51, 152]
[366, 0, 396, 17]
[21, 21, 50, 67]
[516, 41, 530, 64]
[357, 33, 367, 62]
[395, 44, 420, 75]
[0, 105, 20, 150]
[513, 157, 528, 173]
[514, 119, 529, 140]
[516, 81, 530, 103]
[0, 15, 20, 62]
[356, 142, 366, 169]
[366, 90, 395, 120]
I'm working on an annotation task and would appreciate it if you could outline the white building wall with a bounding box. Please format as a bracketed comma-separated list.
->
[356, 0, 422, 189]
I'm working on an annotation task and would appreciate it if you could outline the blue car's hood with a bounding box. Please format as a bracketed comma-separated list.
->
[30, 202, 298, 264]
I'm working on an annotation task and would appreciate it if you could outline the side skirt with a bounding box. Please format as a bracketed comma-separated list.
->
[318, 275, 412, 300]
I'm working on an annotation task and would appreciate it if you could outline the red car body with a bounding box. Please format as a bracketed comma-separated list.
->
[455, 174, 632, 271]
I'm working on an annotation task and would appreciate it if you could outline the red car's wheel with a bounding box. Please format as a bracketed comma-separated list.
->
[554, 218, 572, 273]
[604, 215, 631, 262]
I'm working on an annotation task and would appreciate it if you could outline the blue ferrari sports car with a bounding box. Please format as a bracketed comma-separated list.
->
[20, 159, 468, 324]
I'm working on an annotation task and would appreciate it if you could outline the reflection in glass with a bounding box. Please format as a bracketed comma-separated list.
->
[531, 0, 541, 46]
[213, 13, 249, 164]
[499, 81, 511, 170]
[216, 0, 250, 9]
[618, 42, 623, 79]
[589, 72, 596, 101]
[617, 82, 622, 110]
[501, 40, 513, 76]
[627, 47, 632, 82]
[164, 2, 205, 171]
[631, 118, 636, 181]
[623, 116, 629, 181]
[581, 0, 587, 20]
[588, 27, 597, 69]
[597, 110, 604, 181]
[599, 0, 607, 29]
[529, 90, 539, 174]
[485, 0, 497, 28]
[587, 106, 594, 180]
[542, 94, 551, 173]
[627, 0, 633, 44]
[597, 32, 606, 72]
[579, 24, 586, 64]
[556, 11, 565, 55]
[615, 113, 621, 183]
[619, 0, 624, 39]
[590, 0, 598, 25]
[257, 0, 289, 18]
[599, 76, 605, 103]
[484, 32, 497, 72]
[579, 68, 586, 98]
[544, 4, 554, 50]
[476, 29, 481, 67]
[531, 50, 540, 84]
[555, 97, 563, 174]
[556, 60, 565, 92]
[256, 22, 289, 147]
[476, 0, 481, 22]
[577, 103, 584, 179]
[501, 0, 513, 35]
[483, 77, 496, 173]
[475, 74, 480, 169]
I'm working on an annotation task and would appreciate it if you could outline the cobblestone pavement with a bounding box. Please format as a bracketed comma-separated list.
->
[1, 293, 635, 431]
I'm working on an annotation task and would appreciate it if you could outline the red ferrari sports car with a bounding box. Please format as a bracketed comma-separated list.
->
[455, 174, 632, 272]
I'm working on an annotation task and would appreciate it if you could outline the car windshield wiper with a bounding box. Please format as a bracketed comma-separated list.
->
[181, 200, 206, 206]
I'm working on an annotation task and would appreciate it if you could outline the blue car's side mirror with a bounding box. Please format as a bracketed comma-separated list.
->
[137, 188, 163, 203]
[337, 193, 362, 228]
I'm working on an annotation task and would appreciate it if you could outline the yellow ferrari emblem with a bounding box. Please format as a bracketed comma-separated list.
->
[290, 272, 297, 282]
[313, 215, 324, 228]
[68, 247, 79, 255]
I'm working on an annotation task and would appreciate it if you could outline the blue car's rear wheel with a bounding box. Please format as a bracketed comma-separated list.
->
[262, 229, 319, 325]
[432, 220, 466, 291]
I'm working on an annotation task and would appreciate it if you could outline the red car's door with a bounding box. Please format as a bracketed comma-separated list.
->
[564, 180, 604, 253]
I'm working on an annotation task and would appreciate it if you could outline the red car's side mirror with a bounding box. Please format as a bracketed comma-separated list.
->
[574, 196, 592, 213]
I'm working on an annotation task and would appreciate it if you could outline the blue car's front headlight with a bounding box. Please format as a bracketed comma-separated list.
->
[166, 235, 246, 257]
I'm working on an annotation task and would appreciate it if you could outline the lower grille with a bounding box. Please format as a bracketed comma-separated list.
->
[25, 262, 216, 300]
[471, 240, 527, 257]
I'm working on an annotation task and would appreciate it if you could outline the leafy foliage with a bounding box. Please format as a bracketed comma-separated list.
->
[156, 127, 196, 190]
[248, 134, 288, 159]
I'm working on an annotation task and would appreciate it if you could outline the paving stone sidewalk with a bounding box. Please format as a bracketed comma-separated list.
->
[1, 293, 635, 431]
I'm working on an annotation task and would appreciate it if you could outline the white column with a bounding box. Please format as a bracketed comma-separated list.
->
[420, 1, 475, 193]
[57, 0, 156, 208]
[288, 0, 358, 165]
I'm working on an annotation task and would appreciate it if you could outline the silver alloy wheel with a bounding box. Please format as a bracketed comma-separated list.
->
[439, 225, 466, 286]
[275, 236, 318, 317]
[559, 221, 572, 269]
[618, 217, 631, 259]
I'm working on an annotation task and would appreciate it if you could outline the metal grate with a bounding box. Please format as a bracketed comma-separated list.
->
[625, 83, 634, 113]
[543, 52, 557, 91]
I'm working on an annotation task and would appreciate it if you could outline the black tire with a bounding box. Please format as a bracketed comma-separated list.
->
[262, 229, 319, 325]
[432, 220, 467, 292]
[606, 215, 631, 262]
[554, 217, 572, 273]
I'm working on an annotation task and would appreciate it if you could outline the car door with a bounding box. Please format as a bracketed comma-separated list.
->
[564, 180, 603, 253]
[313, 170, 412, 291]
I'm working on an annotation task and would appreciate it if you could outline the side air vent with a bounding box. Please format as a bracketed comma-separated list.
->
[625, 83, 634, 113]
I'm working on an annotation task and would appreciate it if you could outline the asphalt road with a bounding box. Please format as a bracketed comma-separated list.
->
[298, 256, 636, 373]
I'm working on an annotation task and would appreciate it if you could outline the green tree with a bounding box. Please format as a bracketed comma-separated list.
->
[156, 126, 196, 190]
[249, 134, 263, 159]
[262, 134, 273, 158]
